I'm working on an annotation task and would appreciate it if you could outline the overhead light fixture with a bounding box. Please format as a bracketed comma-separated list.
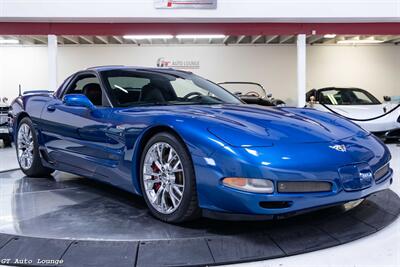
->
[123, 35, 173, 40]
[337, 39, 384, 44]
[0, 39, 19, 44]
[176, 34, 226, 39]
[324, 34, 336, 38]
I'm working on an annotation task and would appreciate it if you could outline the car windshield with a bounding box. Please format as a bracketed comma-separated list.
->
[319, 88, 380, 105]
[101, 69, 241, 107]
[218, 82, 266, 98]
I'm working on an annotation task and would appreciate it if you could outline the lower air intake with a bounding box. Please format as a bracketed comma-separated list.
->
[277, 181, 332, 193]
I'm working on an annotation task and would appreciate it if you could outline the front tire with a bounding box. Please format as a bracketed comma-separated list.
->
[16, 117, 54, 177]
[140, 132, 200, 223]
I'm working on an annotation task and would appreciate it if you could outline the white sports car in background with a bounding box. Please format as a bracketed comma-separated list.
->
[306, 87, 400, 141]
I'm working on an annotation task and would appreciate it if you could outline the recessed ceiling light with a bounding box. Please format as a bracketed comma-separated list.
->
[0, 39, 20, 44]
[337, 39, 384, 44]
[324, 34, 336, 38]
[176, 34, 226, 39]
[123, 35, 174, 40]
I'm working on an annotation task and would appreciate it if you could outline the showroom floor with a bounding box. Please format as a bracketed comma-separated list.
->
[0, 144, 398, 267]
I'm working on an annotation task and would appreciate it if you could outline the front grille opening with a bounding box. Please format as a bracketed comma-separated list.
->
[277, 181, 332, 193]
[259, 201, 292, 209]
[374, 163, 390, 181]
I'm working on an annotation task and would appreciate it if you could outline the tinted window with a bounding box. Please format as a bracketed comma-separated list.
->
[101, 69, 241, 107]
[64, 74, 103, 106]
[319, 88, 380, 105]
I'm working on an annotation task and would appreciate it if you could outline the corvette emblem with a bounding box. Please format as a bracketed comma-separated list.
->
[329, 144, 347, 152]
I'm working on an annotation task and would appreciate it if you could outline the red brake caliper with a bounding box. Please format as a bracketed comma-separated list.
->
[151, 162, 161, 191]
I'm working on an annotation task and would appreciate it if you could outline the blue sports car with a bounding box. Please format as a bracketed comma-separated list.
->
[9, 66, 393, 223]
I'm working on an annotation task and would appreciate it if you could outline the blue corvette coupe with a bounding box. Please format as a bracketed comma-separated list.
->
[9, 66, 393, 223]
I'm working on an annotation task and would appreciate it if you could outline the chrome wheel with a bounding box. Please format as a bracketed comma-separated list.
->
[17, 123, 34, 170]
[143, 142, 185, 214]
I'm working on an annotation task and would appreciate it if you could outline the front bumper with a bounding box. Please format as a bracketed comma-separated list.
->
[194, 134, 392, 218]
[202, 168, 392, 219]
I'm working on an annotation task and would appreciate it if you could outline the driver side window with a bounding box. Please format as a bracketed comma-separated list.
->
[64, 74, 104, 106]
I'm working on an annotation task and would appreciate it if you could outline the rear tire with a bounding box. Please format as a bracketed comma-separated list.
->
[16, 117, 54, 177]
[139, 132, 201, 223]
[1, 135, 11, 147]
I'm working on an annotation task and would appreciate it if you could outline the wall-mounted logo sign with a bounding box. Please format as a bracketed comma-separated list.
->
[154, 0, 217, 9]
[156, 57, 200, 70]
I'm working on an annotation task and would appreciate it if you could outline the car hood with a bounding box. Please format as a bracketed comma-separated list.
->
[326, 103, 398, 120]
[180, 104, 367, 147]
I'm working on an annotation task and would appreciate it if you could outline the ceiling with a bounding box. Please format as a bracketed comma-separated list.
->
[1, 35, 400, 45]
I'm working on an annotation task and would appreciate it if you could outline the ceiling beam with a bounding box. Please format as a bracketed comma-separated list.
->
[390, 37, 400, 44]
[111, 36, 123, 44]
[222, 35, 230, 44]
[31, 36, 47, 44]
[236, 35, 246, 44]
[62, 36, 79, 44]
[95, 36, 108, 44]
[80, 36, 94, 44]
[308, 35, 324, 44]
[265, 35, 278, 43]
[279, 35, 293, 44]
[251, 35, 263, 44]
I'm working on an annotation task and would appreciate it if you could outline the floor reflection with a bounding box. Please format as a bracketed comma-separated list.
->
[0, 169, 384, 241]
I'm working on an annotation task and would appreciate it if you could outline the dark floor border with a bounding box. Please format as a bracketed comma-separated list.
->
[0, 167, 20, 174]
[0, 189, 399, 267]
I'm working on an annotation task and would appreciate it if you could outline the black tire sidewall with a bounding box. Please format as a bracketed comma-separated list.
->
[139, 132, 197, 223]
[1, 135, 11, 147]
[16, 118, 51, 177]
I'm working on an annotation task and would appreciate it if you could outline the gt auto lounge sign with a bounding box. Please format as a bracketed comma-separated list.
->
[154, 0, 217, 9]
[156, 57, 200, 70]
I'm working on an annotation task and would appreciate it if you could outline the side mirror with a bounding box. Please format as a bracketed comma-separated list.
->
[266, 93, 273, 98]
[63, 94, 95, 110]
[234, 92, 243, 96]
[383, 96, 391, 102]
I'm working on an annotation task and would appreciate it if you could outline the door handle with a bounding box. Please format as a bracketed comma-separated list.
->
[47, 105, 56, 112]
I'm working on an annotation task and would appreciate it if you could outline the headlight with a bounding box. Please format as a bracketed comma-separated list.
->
[222, 177, 274, 193]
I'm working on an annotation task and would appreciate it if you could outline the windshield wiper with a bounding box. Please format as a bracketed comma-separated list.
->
[134, 102, 172, 107]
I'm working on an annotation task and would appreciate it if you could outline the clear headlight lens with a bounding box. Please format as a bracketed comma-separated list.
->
[222, 177, 274, 193]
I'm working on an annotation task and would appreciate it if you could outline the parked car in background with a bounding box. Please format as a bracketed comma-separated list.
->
[218, 82, 286, 107]
[306, 87, 400, 141]
[384, 95, 400, 104]
[0, 97, 11, 147]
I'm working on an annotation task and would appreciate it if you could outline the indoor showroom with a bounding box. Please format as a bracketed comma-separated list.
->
[0, 1, 400, 267]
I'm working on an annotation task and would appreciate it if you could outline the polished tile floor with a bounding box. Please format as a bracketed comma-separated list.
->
[0, 146, 18, 172]
[0, 144, 399, 267]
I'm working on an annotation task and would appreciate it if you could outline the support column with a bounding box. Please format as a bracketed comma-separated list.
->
[296, 34, 306, 107]
[47, 34, 58, 91]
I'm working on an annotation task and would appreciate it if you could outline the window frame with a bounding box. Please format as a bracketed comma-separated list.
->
[59, 70, 113, 107]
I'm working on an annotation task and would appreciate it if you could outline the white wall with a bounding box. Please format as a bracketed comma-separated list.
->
[57, 45, 297, 104]
[0, 46, 48, 99]
[1, 44, 400, 105]
[0, 0, 398, 22]
[307, 45, 400, 101]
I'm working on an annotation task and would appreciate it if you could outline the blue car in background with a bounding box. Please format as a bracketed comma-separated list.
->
[9, 66, 393, 223]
